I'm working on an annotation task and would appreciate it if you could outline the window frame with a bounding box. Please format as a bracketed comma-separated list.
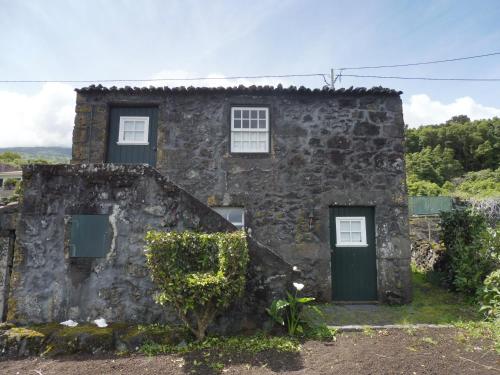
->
[213, 207, 245, 229]
[335, 216, 368, 247]
[117, 116, 150, 145]
[230, 107, 270, 154]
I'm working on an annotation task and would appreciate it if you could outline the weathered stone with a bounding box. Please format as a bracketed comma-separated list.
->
[8, 164, 292, 332]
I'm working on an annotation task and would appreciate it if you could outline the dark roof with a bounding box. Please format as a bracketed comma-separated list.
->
[75, 84, 402, 96]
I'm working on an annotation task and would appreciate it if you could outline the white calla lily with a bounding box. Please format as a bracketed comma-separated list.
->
[293, 282, 304, 291]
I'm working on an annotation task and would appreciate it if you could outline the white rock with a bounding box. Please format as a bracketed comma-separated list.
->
[60, 320, 78, 327]
[93, 318, 108, 328]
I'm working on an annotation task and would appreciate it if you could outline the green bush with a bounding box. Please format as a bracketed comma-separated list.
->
[479, 270, 500, 321]
[440, 209, 499, 296]
[2, 178, 19, 190]
[144, 230, 249, 340]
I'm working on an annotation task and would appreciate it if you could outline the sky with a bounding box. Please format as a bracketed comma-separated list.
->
[1, 0, 500, 147]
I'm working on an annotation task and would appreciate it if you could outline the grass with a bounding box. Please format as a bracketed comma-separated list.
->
[140, 332, 301, 356]
[311, 267, 480, 326]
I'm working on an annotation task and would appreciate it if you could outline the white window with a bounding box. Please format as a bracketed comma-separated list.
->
[231, 107, 269, 153]
[335, 217, 368, 247]
[117, 116, 149, 145]
[213, 207, 245, 229]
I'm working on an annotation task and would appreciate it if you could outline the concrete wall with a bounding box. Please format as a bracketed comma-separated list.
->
[72, 85, 411, 303]
[8, 164, 292, 332]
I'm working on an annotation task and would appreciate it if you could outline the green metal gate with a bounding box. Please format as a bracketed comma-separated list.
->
[409, 196, 453, 216]
[330, 206, 377, 301]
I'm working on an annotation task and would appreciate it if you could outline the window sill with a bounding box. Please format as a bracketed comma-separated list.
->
[117, 142, 149, 146]
[335, 243, 369, 247]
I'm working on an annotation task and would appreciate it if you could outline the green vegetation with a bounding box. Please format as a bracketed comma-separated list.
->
[479, 270, 500, 320]
[405, 116, 500, 199]
[440, 209, 499, 296]
[140, 333, 301, 356]
[0, 147, 71, 165]
[144, 230, 249, 340]
[267, 282, 319, 336]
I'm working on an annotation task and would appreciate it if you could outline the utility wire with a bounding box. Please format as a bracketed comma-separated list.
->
[335, 51, 500, 70]
[339, 74, 500, 82]
[0, 73, 326, 84]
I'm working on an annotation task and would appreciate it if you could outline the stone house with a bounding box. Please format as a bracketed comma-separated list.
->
[0, 84, 411, 328]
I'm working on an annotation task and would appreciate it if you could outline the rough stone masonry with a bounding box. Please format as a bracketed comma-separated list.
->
[71, 85, 412, 304]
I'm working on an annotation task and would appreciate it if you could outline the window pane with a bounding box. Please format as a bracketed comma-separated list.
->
[228, 210, 243, 224]
[340, 232, 351, 242]
[124, 131, 134, 141]
[250, 119, 258, 128]
[250, 110, 258, 119]
[234, 119, 241, 128]
[234, 110, 241, 118]
[258, 119, 267, 129]
[351, 221, 361, 231]
[134, 131, 145, 141]
[259, 110, 266, 119]
[351, 232, 362, 242]
[242, 119, 249, 128]
[339, 221, 350, 232]
[242, 110, 249, 119]
[124, 121, 134, 131]
[134, 121, 144, 131]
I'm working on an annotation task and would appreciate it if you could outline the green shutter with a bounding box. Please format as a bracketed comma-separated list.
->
[70, 215, 111, 257]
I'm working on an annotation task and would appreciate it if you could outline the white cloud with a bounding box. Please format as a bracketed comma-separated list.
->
[403, 94, 500, 127]
[147, 69, 291, 88]
[0, 83, 75, 147]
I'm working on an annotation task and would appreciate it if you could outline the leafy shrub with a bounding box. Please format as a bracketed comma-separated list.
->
[2, 178, 19, 190]
[144, 230, 249, 340]
[479, 270, 500, 321]
[267, 282, 321, 336]
[440, 209, 499, 296]
[407, 178, 443, 196]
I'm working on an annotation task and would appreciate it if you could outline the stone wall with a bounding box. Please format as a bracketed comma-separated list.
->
[0, 203, 18, 321]
[72, 85, 411, 303]
[9, 164, 292, 332]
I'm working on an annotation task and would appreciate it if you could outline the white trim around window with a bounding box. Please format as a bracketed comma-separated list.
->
[231, 107, 269, 153]
[213, 207, 245, 229]
[117, 116, 150, 145]
[335, 217, 368, 247]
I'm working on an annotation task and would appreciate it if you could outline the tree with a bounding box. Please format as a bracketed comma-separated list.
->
[144, 230, 249, 340]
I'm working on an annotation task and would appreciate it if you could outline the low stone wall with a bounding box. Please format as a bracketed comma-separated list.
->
[8, 164, 292, 333]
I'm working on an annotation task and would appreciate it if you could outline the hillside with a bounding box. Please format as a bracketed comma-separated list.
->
[0, 147, 71, 164]
[405, 115, 500, 199]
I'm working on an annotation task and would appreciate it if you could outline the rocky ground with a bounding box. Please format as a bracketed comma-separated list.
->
[2, 328, 499, 374]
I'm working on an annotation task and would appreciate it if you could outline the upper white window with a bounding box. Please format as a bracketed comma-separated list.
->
[117, 116, 149, 145]
[231, 107, 269, 153]
[335, 217, 368, 247]
[213, 207, 245, 229]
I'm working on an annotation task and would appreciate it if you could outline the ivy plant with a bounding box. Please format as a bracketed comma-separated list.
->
[144, 230, 249, 340]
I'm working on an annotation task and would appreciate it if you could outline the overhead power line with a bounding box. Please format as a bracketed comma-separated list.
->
[335, 51, 500, 70]
[0, 73, 326, 84]
[338, 74, 500, 82]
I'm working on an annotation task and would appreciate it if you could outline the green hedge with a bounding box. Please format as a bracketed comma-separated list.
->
[144, 230, 249, 340]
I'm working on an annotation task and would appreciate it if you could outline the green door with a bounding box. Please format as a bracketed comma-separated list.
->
[106, 107, 158, 166]
[330, 206, 377, 301]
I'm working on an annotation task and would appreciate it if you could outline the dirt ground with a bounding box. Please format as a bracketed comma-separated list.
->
[2, 328, 499, 374]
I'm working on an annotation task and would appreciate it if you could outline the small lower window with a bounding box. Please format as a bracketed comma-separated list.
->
[69, 215, 112, 257]
[117, 116, 149, 145]
[335, 217, 367, 247]
[213, 207, 245, 229]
